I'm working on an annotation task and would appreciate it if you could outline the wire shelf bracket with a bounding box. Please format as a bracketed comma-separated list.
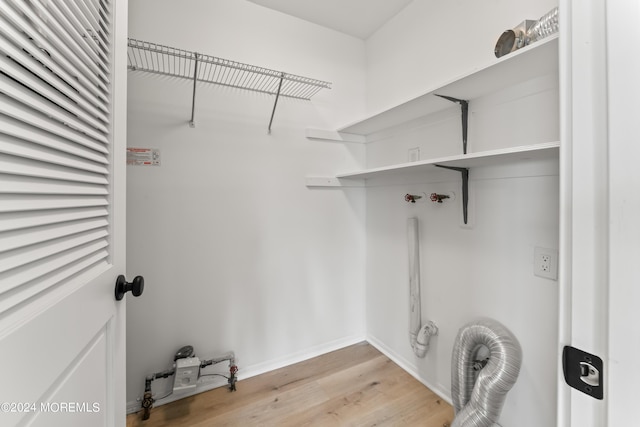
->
[189, 53, 199, 128]
[127, 38, 332, 130]
[268, 73, 284, 134]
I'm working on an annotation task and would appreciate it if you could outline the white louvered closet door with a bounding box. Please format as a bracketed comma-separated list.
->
[0, 0, 128, 426]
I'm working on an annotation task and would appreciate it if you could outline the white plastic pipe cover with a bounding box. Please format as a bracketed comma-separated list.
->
[451, 318, 522, 427]
[407, 218, 438, 358]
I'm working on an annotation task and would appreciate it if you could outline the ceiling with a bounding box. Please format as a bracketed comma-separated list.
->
[246, 0, 414, 40]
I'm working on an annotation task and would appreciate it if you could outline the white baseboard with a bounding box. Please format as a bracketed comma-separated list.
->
[126, 333, 366, 415]
[365, 334, 453, 407]
[237, 334, 366, 382]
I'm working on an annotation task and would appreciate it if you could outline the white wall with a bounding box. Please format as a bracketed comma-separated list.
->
[126, 0, 367, 410]
[362, 1, 560, 427]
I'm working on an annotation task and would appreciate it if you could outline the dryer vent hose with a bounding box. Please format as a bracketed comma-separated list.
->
[451, 318, 522, 427]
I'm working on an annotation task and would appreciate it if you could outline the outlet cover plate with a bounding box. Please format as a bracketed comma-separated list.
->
[534, 246, 558, 280]
[408, 147, 420, 162]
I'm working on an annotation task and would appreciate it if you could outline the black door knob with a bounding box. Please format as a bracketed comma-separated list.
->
[115, 275, 144, 301]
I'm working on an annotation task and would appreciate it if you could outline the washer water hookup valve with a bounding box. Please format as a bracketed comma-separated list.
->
[405, 194, 422, 203]
[430, 193, 450, 203]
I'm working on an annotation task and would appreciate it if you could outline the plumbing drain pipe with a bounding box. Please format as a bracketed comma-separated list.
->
[451, 318, 522, 427]
[407, 218, 438, 358]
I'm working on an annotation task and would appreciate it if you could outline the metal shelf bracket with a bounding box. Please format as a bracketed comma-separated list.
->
[435, 95, 469, 154]
[189, 53, 199, 128]
[268, 73, 284, 134]
[434, 165, 469, 224]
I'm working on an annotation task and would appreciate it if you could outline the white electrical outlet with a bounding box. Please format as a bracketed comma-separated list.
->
[534, 247, 558, 280]
[408, 147, 420, 162]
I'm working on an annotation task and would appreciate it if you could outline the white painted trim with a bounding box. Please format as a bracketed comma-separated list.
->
[558, 1, 610, 426]
[305, 128, 367, 143]
[605, 1, 640, 424]
[305, 177, 366, 187]
[365, 334, 452, 406]
[557, 1, 573, 426]
[112, 0, 129, 424]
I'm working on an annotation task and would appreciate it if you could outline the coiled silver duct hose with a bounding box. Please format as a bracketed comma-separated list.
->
[451, 318, 522, 427]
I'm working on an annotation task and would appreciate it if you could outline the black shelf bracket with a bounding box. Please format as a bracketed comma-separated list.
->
[434, 165, 469, 224]
[435, 95, 469, 154]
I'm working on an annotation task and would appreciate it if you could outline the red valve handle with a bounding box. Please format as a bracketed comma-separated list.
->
[405, 194, 422, 203]
[430, 193, 450, 203]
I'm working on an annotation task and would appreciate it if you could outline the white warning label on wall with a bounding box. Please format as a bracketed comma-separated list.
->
[127, 148, 160, 166]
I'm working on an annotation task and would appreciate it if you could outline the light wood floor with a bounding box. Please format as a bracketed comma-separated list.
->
[126, 342, 454, 427]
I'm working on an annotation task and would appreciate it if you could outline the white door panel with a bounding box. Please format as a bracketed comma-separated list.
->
[31, 330, 109, 427]
[0, 1, 128, 426]
[0, 275, 113, 426]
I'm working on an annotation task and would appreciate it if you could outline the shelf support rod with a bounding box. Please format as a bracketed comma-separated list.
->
[435, 95, 469, 154]
[189, 53, 199, 128]
[268, 73, 284, 134]
[435, 165, 469, 224]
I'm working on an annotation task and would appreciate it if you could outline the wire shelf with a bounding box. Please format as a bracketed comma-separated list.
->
[127, 38, 331, 101]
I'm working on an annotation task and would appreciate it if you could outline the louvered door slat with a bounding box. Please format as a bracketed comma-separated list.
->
[0, 229, 109, 274]
[26, 0, 107, 78]
[0, 2, 108, 105]
[0, 96, 108, 153]
[40, 0, 107, 70]
[0, 195, 109, 213]
[1, 174, 109, 195]
[0, 207, 109, 233]
[0, 0, 113, 309]
[0, 116, 109, 165]
[94, 0, 112, 33]
[0, 251, 109, 315]
[0, 240, 109, 293]
[0, 155, 108, 185]
[82, 0, 104, 29]
[0, 14, 109, 120]
[8, 0, 109, 91]
[57, 0, 110, 62]
[0, 135, 109, 175]
[0, 77, 108, 143]
[70, 0, 102, 43]
[0, 54, 108, 133]
[1, 218, 109, 253]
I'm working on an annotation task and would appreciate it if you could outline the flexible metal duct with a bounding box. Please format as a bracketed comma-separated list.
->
[526, 6, 559, 44]
[407, 218, 438, 358]
[451, 318, 522, 427]
[494, 6, 559, 58]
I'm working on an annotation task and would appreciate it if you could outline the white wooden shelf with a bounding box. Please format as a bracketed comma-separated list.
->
[306, 36, 559, 225]
[335, 35, 558, 138]
[335, 142, 559, 181]
[308, 142, 559, 225]
[306, 142, 559, 187]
